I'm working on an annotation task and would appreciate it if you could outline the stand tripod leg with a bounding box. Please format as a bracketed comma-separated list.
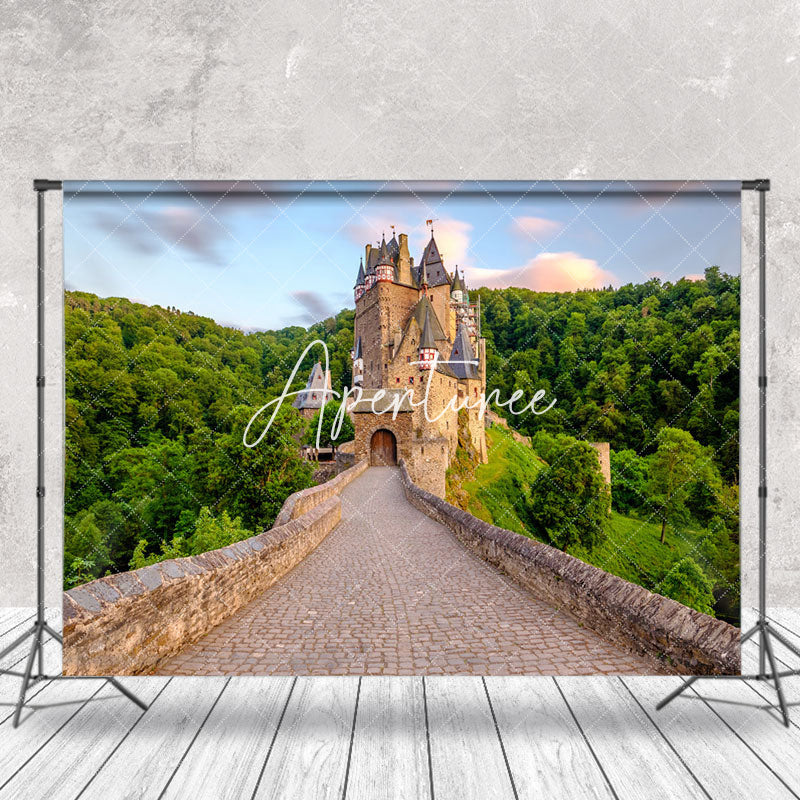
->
[767, 625, 800, 663]
[762, 626, 791, 727]
[105, 678, 149, 712]
[0, 625, 36, 662]
[43, 622, 63, 644]
[655, 675, 700, 711]
[12, 633, 40, 728]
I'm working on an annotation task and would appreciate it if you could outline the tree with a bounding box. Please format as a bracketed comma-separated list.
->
[658, 557, 716, 616]
[647, 428, 713, 545]
[524, 439, 610, 552]
[610, 448, 649, 514]
[303, 401, 355, 453]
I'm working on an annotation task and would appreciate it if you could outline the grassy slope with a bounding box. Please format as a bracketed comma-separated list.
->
[458, 424, 710, 599]
[455, 424, 545, 534]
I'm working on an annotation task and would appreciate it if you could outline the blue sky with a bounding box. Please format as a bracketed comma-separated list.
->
[63, 180, 741, 331]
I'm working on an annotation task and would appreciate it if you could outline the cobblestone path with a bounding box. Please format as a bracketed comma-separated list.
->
[159, 467, 660, 676]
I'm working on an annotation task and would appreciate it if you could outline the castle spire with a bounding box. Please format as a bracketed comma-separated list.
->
[353, 258, 366, 300]
[418, 307, 437, 370]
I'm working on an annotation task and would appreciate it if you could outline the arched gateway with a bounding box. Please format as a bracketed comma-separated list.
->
[370, 429, 397, 466]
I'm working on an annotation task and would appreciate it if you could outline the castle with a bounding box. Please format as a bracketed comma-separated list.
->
[349, 228, 487, 497]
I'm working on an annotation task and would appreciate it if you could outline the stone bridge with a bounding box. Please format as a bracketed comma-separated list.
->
[63, 463, 740, 677]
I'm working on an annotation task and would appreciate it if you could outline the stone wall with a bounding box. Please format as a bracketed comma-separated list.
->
[62, 460, 368, 675]
[398, 460, 740, 675]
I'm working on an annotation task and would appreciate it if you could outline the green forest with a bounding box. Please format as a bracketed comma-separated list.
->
[65, 265, 739, 623]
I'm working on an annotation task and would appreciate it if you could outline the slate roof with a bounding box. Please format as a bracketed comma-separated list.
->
[448, 322, 479, 379]
[292, 361, 332, 410]
[354, 258, 365, 288]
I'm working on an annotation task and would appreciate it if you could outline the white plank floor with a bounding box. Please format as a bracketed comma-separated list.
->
[0, 608, 799, 800]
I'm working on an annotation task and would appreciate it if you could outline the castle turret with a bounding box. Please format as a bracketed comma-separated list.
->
[451, 267, 464, 303]
[418, 308, 437, 370]
[353, 335, 363, 385]
[364, 245, 377, 291]
[354, 258, 365, 302]
[375, 235, 394, 283]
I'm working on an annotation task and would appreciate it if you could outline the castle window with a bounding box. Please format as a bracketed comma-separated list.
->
[312, 393, 316, 399]
[409, 376, 414, 384]
[422, 446, 425, 455]
[407, 356, 411, 363]
[396, 377, 400, 383]
[384, 363, 388, 369]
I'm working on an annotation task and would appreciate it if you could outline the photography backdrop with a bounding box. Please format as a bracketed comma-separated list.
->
[60, 180, 742, 676]
[0, 3, 798, 620]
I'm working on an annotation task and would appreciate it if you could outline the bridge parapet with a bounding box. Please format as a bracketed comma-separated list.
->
[398, 459, 739, 675]
[62, 459, 368, 675]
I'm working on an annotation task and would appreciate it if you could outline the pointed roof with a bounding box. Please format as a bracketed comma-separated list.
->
[354, 258, 365, 288]
[353, 335, 362, 360]
[410, 294, 447, 341]
[451, 267, 464, 294]
[414, 232, 451, 287]
[419, 307, 436, 349]
[377, 234, 391, 264]
[387, 232, 399, 260]
[448, 323, 478, 379]
[292, 361, 332, 410]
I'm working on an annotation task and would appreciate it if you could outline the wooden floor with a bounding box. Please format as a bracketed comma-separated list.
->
[0, 608, 799, 800]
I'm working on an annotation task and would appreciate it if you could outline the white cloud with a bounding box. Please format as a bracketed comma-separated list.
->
[465, 252, 617, 292]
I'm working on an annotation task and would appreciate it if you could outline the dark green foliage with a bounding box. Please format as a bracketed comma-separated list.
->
[302, 401, 355, 450]
[64, 291, 354, 589]
[524, 438, 611, 552]
[658, 557, 716, 615]
[610, 448, 649, 514]
[476, 266, 740, 482]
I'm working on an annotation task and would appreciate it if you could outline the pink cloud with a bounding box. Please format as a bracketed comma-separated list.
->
[466, 252, 618, 292]
[682, 273, 705, 282]
[512, 216, 562, 242]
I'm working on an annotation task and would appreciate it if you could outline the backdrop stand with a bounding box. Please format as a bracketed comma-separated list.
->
[657, 179, 800, 728]
[0, 180, 148, 729]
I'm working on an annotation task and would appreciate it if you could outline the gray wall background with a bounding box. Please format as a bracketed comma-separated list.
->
[0, 1, 797, 607]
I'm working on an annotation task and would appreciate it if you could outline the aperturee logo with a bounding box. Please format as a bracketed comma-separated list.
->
[243, 340, 556, 450]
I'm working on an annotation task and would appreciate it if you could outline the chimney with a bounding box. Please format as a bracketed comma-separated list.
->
[397, 233, 413, 285]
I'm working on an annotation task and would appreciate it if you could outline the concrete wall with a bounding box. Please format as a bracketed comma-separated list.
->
[62, 460, 367, 675]
[0, 3, 797, 608]
[399, 460, 740, 675]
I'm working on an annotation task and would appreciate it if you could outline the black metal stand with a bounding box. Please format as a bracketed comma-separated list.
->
[657, 179, 800, 727]
[0, 180, 148, 728]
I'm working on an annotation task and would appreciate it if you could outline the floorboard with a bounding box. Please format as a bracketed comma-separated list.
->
[625, 676, 797, 799]
[346, 677, 431, 800]
[251, 676, 360, 800]
[0, 678, 166, 800]
[159, 676, 294, 800]
[485, 676, 615, 799]
[424, 677, 516, 800]
[556, 676, 708, 799]
[73, 677, 226, 800]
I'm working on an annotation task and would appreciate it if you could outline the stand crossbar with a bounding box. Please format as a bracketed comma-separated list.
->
[0, 180, 148, 728]
[657, 179, 800, 727]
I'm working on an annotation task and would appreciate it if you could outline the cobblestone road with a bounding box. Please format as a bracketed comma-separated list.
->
[159, 467, 660, 676]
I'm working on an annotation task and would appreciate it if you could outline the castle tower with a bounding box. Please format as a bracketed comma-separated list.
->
[293, 361, 332, 420]
[350, 226, 488, 497]
[375, 235, 394, 283]
[354, 258, 365, 302]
